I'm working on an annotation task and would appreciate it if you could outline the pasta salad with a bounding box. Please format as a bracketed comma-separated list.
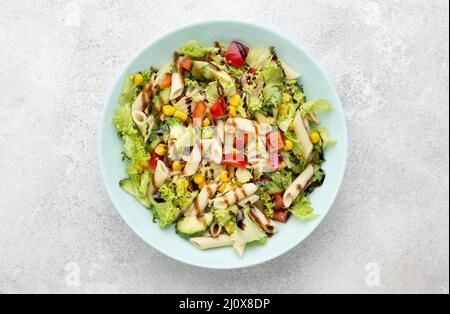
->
[113, 40, 335, 257]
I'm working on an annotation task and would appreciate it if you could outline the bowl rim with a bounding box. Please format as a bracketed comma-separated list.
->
[98, 19, 348, 269]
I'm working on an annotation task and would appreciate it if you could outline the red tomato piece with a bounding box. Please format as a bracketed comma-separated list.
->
[273, 209, 290, 223]
[273, 193, 285, 210]
[248, 68, 257, 75]
[210, 98, 228, 119]
[149, 151, 161, 169]
[224, 41, 249, 68]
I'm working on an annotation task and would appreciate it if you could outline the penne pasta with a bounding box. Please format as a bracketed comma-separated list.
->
[238, 194, 260, 207]
[132, 111, 148, 137]
[249, 206, 278, 234]
[226, 117, 272, 135]
[153, 160, 170, 190]
[182, 143, 202, 177]
[190, 235, 234, 250]
[293, 110, 314, 159]
[283, 164, 314, 208]
[209, 223, 222, 238]
[169, 68, 184, 100]
[131, 80, 153, 112]
[184, 183, 220, 217]
[214, 184, 258, 209]
[233, 242, 246, 258]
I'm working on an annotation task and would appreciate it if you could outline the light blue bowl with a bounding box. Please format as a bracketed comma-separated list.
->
[99, 20, 347, 269]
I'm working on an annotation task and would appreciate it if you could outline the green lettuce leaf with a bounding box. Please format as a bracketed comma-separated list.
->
[231, 209, 267, 246]
[300, 99, 333, 117]
[261, 61, 283, 84]
[151, 201, 182, 228]
[265, 170, 293, 191]
[314, 125, 336, 148]
[246, 48, 272, 69]
[154, 176, 199, 228]
[290, 195, 319, 221]
[181, 40, 212, 58]
[214, 209, 233, 226]
[118, 74, 139, 106]
[257, 191, 275, 218]
[113, 103, 138, 137]
[263, 83, 282, 109]
[236, 168, 253, 184]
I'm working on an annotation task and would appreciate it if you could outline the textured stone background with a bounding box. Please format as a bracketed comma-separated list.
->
[0, 0, 448, 294]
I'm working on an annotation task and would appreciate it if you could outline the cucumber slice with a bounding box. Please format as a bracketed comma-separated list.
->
[191, 61, 209, 79]
[119, 178, 152, 208]
[201, 64, 218, 81]
[159, 87, 171, 105]
[176, 213, 214, 238]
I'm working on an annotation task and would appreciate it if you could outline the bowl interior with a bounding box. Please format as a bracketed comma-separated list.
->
[99, 21, 347, 269]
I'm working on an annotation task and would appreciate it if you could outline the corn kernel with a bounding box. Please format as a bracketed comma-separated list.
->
[134, 73, 144, 86]
[162, 105, 176, 116]
[283, 93, 292, 103]
[280, 161, 287, 169]
[278, 109, 288, 117]
[284, 139, 294, 151]
[154, 144, 167, 156]
[220, 170, 230, 183]
[202, 117, 211, 127]
[174, 110, 188, 121]
[229, 94, 242, 107]
[139, 160, 151, 169]
[228, 106, 237, 117]
[309, 131, 321, 144]
[198, 182, 206, 190]
[194, 173, 206, 185]
[172, 161, 185, 171]
[280, 103, 290, 111]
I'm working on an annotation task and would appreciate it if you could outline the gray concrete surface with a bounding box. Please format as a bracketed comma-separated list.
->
[0, 0, 448, 294]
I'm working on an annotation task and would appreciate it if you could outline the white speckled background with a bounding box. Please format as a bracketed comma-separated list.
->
[0, 0, 448, 294]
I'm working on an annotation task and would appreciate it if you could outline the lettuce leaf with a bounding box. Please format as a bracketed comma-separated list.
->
[159, 176, 198, 210]
[257, 191, 275, 218]
[265, 170, 293, 191]
[181, 40, 212, 58]
[263, 83, 282, 109]
[113, 74, 150, 175]
[231, 209, 267, 246]
[314, 125, 336, 148]
[261, 61, 283, 85]
[283, 130, 304, 158]
[246, 48, 272, 69]
[300, 99, 333, 117]
[236, 168, 253, 184]
[113, 103, 138, 137]
[154, 176, 199, 228]
[214, 209, 233, 226]
[118, 74, 139, 106]
[290, 195, 319, 221]
[152, 201, 182, 228]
